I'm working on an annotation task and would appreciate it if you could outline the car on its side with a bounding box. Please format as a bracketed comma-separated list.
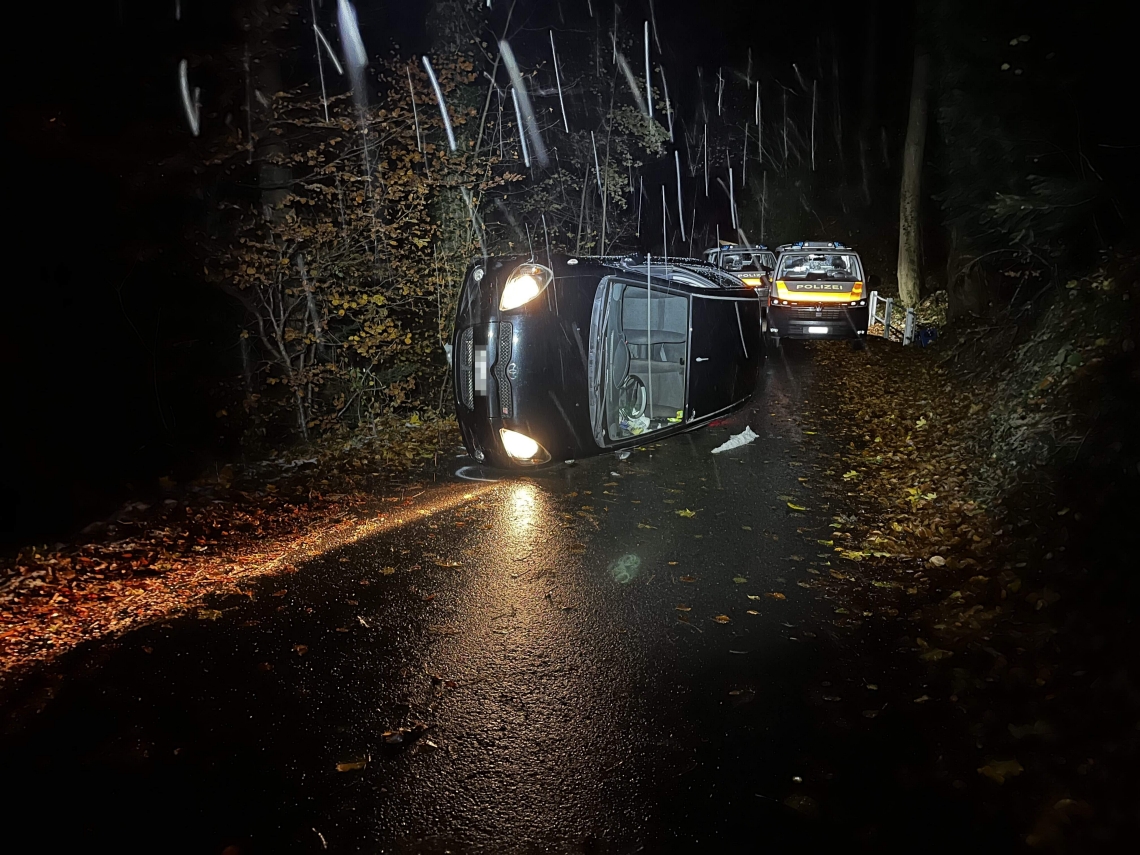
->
[768, 241, 869, 346]
[451, 254, 763, 467]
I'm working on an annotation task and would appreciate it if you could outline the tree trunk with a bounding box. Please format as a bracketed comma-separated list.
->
[858, 0, 879, 206]
[897, 49, 930, 308]
[242, 2, 291, 219]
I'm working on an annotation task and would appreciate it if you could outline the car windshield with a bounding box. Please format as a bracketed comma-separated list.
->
[777, 252, 862, 281]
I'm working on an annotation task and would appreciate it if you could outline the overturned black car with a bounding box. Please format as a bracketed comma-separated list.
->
[451, 254, 763, 468]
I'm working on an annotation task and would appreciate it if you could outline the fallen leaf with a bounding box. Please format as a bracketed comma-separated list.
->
[746, 610, 760, 615]
[679, 575, 697, 583]
[766, 592, 787, 601]
[336, 759, 367, 772]
[733, 576, 747, 584]
[294, 644, 308, 656]
[787, 502, 808, 512]
[977, 759, 1024, 784]
[713, 614, 731, 623]
[783, 794, 820, 818]
[747, 594, 762, 601]
[913, 694, 931, 703]
[1008, 720, 1055, 740]
[676, 508, 697, 518]
[381, 566, 396, 575]
[929, 555, 947, 567]
[676, 604, 692, 612]
[919, 646, 953, 662]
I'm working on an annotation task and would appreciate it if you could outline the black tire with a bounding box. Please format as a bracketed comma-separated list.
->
[849, 338, 866, 351]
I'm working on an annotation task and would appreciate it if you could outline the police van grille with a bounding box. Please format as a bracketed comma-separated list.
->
[787, 307, 845, 321]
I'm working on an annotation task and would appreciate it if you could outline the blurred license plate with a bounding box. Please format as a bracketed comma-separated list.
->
[474, 345, 489, 394]
[807, 326, 829, 334]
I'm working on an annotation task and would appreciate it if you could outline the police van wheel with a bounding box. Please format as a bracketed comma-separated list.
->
[849, 338, 866, 352]
[760, 312, 769, 334]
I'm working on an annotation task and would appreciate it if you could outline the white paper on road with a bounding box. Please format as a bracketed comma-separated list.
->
[711, 426, 758, 454]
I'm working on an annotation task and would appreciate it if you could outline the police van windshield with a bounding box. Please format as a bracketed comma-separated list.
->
[718, 251, 775, 273]
[777, 253, 863, 281]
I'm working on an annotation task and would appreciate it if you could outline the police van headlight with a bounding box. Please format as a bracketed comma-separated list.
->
[500, 263, 553, 311]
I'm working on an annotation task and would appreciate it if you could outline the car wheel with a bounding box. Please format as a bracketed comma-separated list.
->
[760, 311, 769, 334]
[849, 338, 866, 351]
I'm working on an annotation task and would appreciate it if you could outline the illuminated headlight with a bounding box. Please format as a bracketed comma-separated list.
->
[500, 262, 553, 311]
[499, 428, 550, 463]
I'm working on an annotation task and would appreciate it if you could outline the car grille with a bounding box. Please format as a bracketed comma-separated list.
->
[458, 327, 474, 409]
[786, 307, 845, 321]
[493, 321, 513, 417]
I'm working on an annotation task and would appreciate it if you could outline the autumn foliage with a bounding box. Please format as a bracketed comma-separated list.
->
[204, 50, 516, 444]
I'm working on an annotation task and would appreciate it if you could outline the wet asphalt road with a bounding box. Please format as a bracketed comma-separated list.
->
[1, 344, 979, 854]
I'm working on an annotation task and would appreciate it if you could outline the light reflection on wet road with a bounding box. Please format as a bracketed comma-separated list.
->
[2, 346, 854, 853]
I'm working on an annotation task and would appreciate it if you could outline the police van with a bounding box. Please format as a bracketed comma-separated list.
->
[768, 241, 869, 346]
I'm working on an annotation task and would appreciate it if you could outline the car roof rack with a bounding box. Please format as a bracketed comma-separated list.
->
[617, 257, 743, 288]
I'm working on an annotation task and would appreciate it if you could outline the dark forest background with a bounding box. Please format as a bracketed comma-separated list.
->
[2, 0, 1133, 547]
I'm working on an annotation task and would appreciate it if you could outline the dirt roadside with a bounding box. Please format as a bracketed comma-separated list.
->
[790, 254, 1138, 853]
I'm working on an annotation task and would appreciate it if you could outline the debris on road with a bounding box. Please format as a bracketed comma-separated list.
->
[711, 426, 758, 454]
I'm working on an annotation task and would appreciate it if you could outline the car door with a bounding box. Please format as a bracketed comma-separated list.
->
[687, 294, 755, 420]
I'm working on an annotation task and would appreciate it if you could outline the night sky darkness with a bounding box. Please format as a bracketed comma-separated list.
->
[2, 0, 1131, 546]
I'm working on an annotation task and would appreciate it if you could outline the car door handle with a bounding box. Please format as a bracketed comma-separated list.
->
[695, 357, 709, 362]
